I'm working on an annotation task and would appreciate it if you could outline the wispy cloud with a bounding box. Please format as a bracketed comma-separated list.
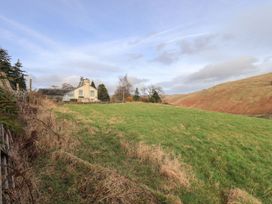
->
[0, 15, 57, 47]
[153, 51, 180, 65]
[1, 1, 272, 93]
[158, 56, 268, 94]
[185, 56, 258, 82]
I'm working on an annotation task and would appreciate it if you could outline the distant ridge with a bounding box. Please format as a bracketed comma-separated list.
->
[165, 73, 272, 115]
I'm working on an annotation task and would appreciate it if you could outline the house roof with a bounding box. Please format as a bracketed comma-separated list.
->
[76, 80, 97, 90]
[63, 83, 97, 96]
[40, 78, 97, 96]
[38, 88, 71, 96]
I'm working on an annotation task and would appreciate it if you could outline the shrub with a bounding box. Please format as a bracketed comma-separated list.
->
[0, 87, 20, 131]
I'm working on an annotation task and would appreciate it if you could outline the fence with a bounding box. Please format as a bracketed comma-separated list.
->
[0, 124, 15, 204]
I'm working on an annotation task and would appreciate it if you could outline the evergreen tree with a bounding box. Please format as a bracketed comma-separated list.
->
[0, 49, 27, 91]
[150, 90, 161, 103]
[0, 48, 16, 89]
[12, 59, 27, 90]
[98, 84, 110, 102]
[91, 81, 96, 89]
[133, 88, 140, 101]
[0, 48, 12, 77]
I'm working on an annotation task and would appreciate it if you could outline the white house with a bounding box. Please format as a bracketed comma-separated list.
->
[63, 78, 98, 102]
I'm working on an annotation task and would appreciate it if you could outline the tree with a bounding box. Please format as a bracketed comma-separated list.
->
[0, 48, 11, 62]
[51, 85, 59, 89]
[12, 59, 27, 90]
[98, 84, 110, 102]
[114, 74, 132, 102]
[133, 88, 140, 101]
[150, 90, 161, 103]
[146, 85, 163, 97]
[0, 49, 27, 91]
[78, 76, 84, 87]
[141, 85, 163, 103]
[91, 81, 96, 89]
[0, 48, 12, 78]
[62, 83, 74, 90]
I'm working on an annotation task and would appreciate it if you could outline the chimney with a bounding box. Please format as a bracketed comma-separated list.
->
[29, 77, 32, 92]
[83, 78, 90, 85]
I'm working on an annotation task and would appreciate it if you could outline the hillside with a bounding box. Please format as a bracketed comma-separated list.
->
[32, 103, 272, 204]
[165, 73, 272, 115]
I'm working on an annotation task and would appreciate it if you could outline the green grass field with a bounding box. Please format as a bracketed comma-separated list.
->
[36, 103, 272, 203]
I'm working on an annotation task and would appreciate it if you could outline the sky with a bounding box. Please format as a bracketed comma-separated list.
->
[0, 0, 272, 94]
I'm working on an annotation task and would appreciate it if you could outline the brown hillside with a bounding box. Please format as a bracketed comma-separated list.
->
[165, 73, 272, 115]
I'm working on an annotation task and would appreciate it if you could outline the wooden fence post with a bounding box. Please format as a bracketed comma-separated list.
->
[0, 124, 3, 204]
[0, 125, 14, 204]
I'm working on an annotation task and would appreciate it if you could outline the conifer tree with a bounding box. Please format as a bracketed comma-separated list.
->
[98, 84, 110, 102]
[0, 48, 12, 77]
[150, 90, 161, 103]
[0, 49, 27, 91]
[133, 87, 140, 101]
[91, 81, 96, 89]
[12, 59, 27, 90]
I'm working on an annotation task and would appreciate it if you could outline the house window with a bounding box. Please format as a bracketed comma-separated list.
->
[90, 90, 95, 97]
[79, 89, 83, 96]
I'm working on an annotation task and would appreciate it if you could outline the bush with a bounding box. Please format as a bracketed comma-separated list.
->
[0, 87, 21, 131]
[126, 96, 133, 102]
[150, 91, 161, 103]
[140, 96, 149, 103]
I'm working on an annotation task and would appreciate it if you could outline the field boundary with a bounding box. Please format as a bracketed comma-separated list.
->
[0, 124, 15, 204]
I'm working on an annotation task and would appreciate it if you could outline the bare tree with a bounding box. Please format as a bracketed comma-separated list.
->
[141, 85, 164, 102]
[140, 87, 147, 96]
[51, 85, 59, 89]
[114, 74, 132, 102]
[62, 83, 74, 90]
[146, 85, 163, 96]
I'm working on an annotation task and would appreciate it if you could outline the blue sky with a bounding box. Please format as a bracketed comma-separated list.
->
[0, 0, 271, 93]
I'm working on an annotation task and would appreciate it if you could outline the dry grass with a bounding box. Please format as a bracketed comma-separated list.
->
[227, 188, 262, 204]
[52, 151, 160, 204]
[108, 116, 123, 125]
[121, 141, 193, 189]
[165, 195, 183, 204]
[0, 94, 57, 203]
[165, 72, 272, 115]
[23, 98, 80, 153]
[4, 137, 39, 204]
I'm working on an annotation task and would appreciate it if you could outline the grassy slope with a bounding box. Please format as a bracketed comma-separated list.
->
[165, 73, 272, 115]
[42, 103, 272, 204]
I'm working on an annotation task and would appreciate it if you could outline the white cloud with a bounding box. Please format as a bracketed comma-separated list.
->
[158, 56, 266, 94]
[128, 76, 149, 85]
[186, 56, 258, 82]
[153, 51, 180, 65]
